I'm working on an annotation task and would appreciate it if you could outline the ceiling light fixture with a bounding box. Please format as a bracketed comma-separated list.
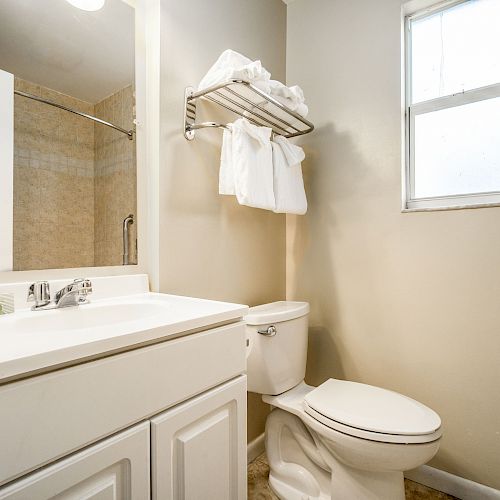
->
[65, 0, 106, 11]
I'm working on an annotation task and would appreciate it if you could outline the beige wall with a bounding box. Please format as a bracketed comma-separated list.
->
[287, 0, 500, 489]
[13, 78, 95, 270]
[158, 0, 287, 441]
[94, 85, 137, 266]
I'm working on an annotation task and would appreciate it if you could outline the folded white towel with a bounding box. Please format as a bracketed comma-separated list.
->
[227, 118, 275, 210]
[198, 49, 271, 94]
[272, 136, 307, 215]
[269, 80, 309, 117]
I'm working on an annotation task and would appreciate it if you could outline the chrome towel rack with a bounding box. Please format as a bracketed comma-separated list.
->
[184, 79, 314, 140]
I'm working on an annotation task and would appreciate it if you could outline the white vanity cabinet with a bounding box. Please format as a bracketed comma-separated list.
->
[0, 320, 247, 500]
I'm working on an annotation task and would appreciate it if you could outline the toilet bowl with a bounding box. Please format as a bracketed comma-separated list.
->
[245, 301, 442, 500]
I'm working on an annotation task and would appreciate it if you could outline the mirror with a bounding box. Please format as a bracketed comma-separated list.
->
[0, 0, 137, 271]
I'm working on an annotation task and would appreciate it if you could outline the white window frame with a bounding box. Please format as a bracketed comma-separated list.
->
[403, 0, 500, 211]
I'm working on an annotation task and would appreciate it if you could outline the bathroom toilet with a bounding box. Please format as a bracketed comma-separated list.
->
[245, 301, 442, 500]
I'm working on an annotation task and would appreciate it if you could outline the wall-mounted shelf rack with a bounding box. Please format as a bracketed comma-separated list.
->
[184, 79, 314, 140]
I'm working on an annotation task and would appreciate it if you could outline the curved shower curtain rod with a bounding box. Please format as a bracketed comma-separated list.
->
[14, 90, 135, 140]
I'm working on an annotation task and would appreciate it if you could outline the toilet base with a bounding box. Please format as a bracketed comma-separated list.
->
[269, 472, 330, 500]
[265, 408, 424, 500]
[269, 468, 404, 500]
[327, 458, 404, 500]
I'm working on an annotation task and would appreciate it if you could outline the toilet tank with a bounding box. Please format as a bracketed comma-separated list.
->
[245, 301, 310, 396]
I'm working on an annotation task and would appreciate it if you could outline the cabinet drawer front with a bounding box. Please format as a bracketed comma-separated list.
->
[151, 375, 247, 500]
[0, 322, 245, 486]
[0, 422, 150, 500]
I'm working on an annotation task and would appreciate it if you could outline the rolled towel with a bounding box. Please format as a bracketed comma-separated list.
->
[295, 102, 309, 118]
[270, 81, 305, 103]
[272, 136, 307, 215]
[228, 118, 275, 211]
[198, 49, 271, 94]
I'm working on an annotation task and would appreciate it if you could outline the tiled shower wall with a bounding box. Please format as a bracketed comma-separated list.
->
[13, 78, 95, 270]
[12, 78, 136, 270]
[94, 85, 137, 266]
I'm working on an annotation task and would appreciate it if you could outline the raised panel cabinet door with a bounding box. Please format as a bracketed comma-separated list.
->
[0, 422, 150, 500]
[151, 375, 247, 500]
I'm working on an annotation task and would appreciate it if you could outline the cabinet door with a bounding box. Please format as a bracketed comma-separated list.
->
[0, 422, 150, 500]
[151, 375, 247, 500]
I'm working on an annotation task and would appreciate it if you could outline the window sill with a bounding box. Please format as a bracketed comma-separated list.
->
[403, 192, 500, 212]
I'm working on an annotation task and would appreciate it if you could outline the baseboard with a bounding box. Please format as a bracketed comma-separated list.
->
[247, 433, 265, 464]
[405, 465, 500, 500]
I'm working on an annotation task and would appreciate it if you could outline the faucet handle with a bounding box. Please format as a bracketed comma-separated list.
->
[27, 281, 51, 306]
[74, 279, 92, 302]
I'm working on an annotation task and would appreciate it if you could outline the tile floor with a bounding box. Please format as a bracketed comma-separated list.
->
[248, 453, 459, 500]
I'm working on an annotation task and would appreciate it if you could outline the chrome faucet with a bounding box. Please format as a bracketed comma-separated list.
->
[54, 279, 93, 308]
[27, 279, 92, 311]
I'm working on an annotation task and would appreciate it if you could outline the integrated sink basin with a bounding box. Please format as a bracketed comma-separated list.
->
[2, 297, 169, 334]
[0, 275, 248, 383]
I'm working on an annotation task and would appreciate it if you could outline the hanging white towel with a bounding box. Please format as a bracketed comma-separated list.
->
[230, 118, 275, 210]
[272, 136, 307, 215]
[274, 135, 305, 166]
[219, 125, 235, 195]
[198, 49, 271, 94]
[269, 80, 309, 117]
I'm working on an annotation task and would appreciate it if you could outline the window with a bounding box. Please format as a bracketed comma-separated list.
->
[404, 0, 500, 210]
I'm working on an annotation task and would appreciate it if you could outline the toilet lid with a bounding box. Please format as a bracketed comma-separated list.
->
[304, 379, 441, 437]
[245, 301, 310, 325]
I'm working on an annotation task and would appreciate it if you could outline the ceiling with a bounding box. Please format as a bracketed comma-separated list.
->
[0, 0, 134, 104]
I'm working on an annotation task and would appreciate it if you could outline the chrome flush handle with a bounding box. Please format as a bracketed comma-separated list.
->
[258, 325, 277, 337]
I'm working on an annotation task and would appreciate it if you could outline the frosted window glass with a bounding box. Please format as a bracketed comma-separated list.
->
[414, 97, 500, 198]
[411, 0, 500, 104]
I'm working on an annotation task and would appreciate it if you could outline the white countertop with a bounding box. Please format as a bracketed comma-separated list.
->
[0, 275, 248, 383]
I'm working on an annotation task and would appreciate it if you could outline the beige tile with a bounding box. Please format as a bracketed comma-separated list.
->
[13, 238, 42, 271]
[14, 77, 41, 96]
[248, 454, 279, 500]
[93, 85, 137, 266]
[404, 480, 459, 500]
[14, 166, 40, 206]
[13, 202, 36, 224]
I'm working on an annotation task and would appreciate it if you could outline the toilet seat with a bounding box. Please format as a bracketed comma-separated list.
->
[303, 379, 442, 444]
